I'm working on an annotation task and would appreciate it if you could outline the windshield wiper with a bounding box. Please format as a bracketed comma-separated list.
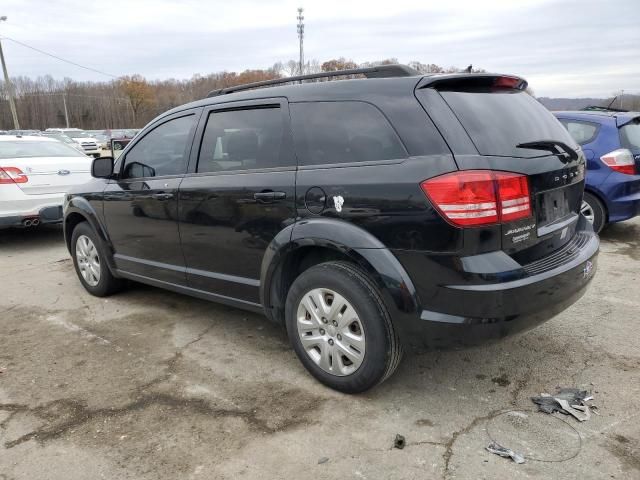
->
[516, 140, 579, 162]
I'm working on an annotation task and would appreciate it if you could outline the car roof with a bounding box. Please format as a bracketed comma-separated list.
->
[162, 72, 526, 118]
[0, 135, 57, 142]
[554, 110, 640, 126]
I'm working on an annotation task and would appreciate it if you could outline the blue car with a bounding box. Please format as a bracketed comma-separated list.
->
[554, 109, 640, 232]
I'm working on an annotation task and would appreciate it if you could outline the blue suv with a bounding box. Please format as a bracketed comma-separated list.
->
[554, 109, 640, 232]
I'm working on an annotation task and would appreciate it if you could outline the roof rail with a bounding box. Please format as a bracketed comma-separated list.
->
[206, 64, 420, 97]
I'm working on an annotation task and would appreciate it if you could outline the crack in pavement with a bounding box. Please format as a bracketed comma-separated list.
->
[441, 409, 502, 480]
[0, 390, 313, 450]
[0, 319, 317, 451]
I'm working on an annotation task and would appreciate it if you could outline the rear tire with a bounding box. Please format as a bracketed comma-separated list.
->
[71, 222, 123, 297]
[285, 261, 403, 393]
[581, 192, 606, 233]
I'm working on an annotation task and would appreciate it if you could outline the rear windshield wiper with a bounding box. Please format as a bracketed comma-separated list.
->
[516, 140, 579, 162]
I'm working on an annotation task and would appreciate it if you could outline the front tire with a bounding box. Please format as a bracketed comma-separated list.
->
[285, 261, 403, 393]
[71, 222, 123, 297]
[581, 192, 606, 233]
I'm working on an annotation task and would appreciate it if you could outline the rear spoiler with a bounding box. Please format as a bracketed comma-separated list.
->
[615, 113, 640, 128]
[416, 73, 528, 91]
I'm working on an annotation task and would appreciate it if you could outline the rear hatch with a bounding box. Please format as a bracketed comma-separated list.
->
[0, 139, 92, 195]
[416, 75, 586, 264]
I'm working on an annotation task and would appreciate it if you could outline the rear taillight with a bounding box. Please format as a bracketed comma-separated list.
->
[600, 149, 636, 175]
[421, 170, 531, 227]
[0, 167, 28, 184]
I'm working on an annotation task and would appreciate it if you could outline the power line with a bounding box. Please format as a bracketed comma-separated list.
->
[0, 34, 119, 79]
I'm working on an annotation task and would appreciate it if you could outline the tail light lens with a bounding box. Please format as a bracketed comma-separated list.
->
[0, 167, 28, 184]
[600, 149, 636, 175]
[421, 170, 531, 227]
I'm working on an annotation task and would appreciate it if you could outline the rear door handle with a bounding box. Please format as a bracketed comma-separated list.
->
[253, 191, 286, 202]
[152, 192, 174, 201]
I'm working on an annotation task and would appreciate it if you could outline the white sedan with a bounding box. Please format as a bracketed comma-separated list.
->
[0, 135, 94, 228]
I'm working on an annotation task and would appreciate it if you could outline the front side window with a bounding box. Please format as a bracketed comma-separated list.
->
[560, 120, 599, 145]
[290, 101, 407, 166]
[197, 107, 287, 173]
[122, 115, 195, 179]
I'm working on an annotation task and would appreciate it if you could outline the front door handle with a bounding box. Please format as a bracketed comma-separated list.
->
[253, 191, 286, 203]
[152, 192, 174, 201]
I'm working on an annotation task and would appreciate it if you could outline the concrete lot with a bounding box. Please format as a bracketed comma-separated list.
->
[1, 219, 639, 479]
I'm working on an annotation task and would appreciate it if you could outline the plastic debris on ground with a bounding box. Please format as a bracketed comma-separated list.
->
[486, 441, 526, 464]
[531, 388, 595, 422]
[393, 434, 406, 449]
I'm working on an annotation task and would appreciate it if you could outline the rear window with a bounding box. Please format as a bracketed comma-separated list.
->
[290, 101, 407, 166]
[619, 119, 640, 151]
[0, 140, 86, 159]
[439, 89, 578, 158]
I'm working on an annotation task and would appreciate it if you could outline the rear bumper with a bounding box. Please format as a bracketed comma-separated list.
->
[0, 192, 64, 228]
[599, 172, 640, 223]
[391, 218, 599, 349]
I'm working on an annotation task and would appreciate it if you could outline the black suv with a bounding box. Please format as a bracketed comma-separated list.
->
[64, 65, 599, 393]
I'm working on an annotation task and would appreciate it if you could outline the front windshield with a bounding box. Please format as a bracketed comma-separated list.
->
[0, 141, 87, 159]
[620, 119, 640, 151]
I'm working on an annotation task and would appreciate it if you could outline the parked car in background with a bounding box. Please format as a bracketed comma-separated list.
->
[554, 109, 640, 232]
[0, 135, 93, 228]
[8, 129, 42, 136]
[41, 132, 87, 154]
[45, 128, 101, 158]
[64, 66, 598, 392]
[89, 130, 111, 150]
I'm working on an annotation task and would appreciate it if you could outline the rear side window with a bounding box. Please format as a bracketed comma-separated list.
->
[559, 120, 599, 145]
[620, 119, 640, 151]
[439, 89, 577, 158]
[198, 107, 287, 172]
[290, 101, 407, 166]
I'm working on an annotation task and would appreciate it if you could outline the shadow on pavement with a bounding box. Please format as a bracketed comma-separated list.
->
[0, 224, 65, 251]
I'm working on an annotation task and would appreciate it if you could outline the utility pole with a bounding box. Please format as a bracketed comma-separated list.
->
[0, 16, 20, 129]
[62, 93, 70, 127]
[296, 8, 304, 76]
[620, 89, 624, 110]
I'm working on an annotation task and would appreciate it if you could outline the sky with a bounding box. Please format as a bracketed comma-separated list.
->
[1, 0, 638, 98]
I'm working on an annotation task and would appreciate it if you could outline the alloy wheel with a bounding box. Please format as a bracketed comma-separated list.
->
[296, 288, 366, 376]
[581, 200, 595, 225]
[75, 235, 101, 286]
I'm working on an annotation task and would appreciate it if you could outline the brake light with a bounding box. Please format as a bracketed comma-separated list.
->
[600, 149, 636, 175]
[493, 76, 522, 89]
[421, 170, 531, 227]
[0, 167, 28, 184]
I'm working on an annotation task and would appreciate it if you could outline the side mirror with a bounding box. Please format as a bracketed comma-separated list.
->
[91, 156, 115, 178]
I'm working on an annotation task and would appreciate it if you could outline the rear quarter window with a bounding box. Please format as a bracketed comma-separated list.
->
[290, 101, 407, 166]
[619, 119, 640, 151]
[559, 120, 600, 145]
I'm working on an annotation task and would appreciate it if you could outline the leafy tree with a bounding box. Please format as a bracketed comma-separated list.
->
[118, 75, 155, 125]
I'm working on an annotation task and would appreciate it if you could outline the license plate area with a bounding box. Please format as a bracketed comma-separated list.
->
[536, 188, 572, 229]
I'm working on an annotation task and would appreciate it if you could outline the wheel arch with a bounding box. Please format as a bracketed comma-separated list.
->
[260, 218, 421, 330]
[64, 197, 118, 273]
[583, 187, 609, 223]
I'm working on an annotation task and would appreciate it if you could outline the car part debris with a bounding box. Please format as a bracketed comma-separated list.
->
[486, 441, 525, 464]
[393, 434, 406, 449]
[531, 388, 594, 421]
